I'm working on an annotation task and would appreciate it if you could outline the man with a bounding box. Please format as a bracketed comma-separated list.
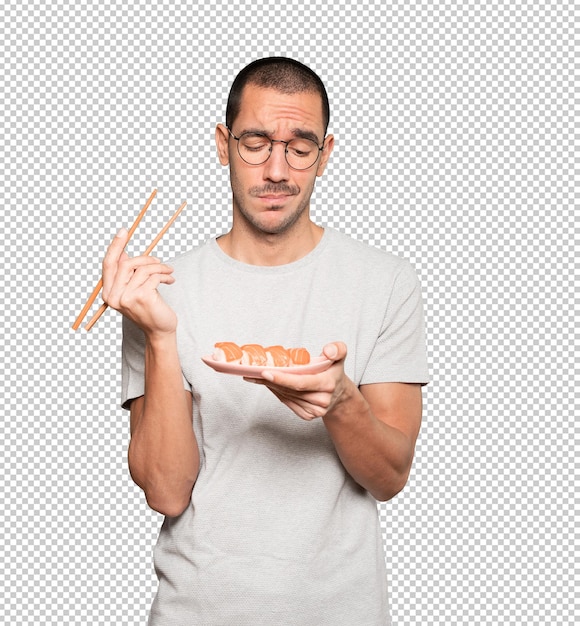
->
[102, 57, 429, 625]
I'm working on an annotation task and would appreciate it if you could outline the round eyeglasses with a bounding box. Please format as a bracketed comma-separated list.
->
[227, 127, 324, 170]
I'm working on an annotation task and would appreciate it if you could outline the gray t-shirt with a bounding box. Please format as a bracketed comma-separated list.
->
[122, 227, 429, 625]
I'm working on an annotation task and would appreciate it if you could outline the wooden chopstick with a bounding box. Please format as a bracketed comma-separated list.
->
[141, 200, 187, 256]
[83, 200, 187, 331]
[71, 189, 158, 330]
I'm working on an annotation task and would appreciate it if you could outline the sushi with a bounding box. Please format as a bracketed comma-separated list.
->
[287, 347, 310, 365]
[213, 341, 243, 363]
[240, 344, 268, 366]
[213, 342, 310, 366]
[264, 345, 291, 367]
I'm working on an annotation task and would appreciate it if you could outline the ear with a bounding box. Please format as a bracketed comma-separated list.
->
[215, 124, 230, 166]
[316, 134, 334, 177]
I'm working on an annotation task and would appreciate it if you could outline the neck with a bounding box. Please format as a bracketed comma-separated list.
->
[217, 218, 324, 266]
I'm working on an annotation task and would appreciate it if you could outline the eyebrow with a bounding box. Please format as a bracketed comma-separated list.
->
[291, 128, 323, 145]
[238, 127, 323, 145]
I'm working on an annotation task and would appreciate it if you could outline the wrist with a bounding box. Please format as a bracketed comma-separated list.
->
[325, 377, 364, 421]
[145, 329, 178, 352]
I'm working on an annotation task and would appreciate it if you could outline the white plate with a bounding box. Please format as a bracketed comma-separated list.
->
[201, 355, 333, 378]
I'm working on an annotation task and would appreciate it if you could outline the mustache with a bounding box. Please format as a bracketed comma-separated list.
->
[250, 183, 300, 196]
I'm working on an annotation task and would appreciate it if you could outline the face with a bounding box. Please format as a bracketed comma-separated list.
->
[216, 85, 334, 236]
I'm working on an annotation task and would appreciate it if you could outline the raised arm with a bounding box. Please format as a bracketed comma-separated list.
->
[102, 228, 199, 517]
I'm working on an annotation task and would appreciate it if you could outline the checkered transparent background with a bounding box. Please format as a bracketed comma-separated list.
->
[1, 1, 576, 624]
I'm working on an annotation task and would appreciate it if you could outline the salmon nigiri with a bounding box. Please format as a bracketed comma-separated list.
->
[265, 345, 291, 367]
[241, 344, 268, 366]
[288, 347, 310, 365]
[214, 341, 243, 363]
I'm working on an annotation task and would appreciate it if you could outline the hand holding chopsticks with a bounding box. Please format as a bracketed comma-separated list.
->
[72, 190, 186, 331]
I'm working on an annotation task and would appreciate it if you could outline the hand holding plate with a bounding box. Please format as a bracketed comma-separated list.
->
[247, 342, 350, 421]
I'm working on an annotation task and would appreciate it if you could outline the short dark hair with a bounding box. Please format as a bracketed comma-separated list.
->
[226, 57, 330, 136]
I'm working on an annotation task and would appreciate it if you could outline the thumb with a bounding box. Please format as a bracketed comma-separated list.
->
[322, 341, 347, 362]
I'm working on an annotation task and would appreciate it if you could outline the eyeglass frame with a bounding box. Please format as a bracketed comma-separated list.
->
[226, 126, 326, 170]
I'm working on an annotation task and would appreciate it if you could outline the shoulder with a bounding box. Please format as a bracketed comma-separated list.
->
[323, 228, 417, 281]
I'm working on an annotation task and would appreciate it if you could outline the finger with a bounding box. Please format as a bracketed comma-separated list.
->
[102, 228, 132, 295]
[275, 387, 331, 410]
[261, 369, 327, 391]
[103, 228, 130, 270]
[253, 383, 313, 419]
[103, 256, 159, 303]
[117, 272, 175, 311]
[121, 255, 164, 270]
[126, 262, 174, 289]
[106, 263, 173, 306]
[126, 271, 176, 295]
[244, 375, 319, 402]
[255, 374, 333, 410]
[322, 341, 347, 362]
[267, 391, 322, 421]
[117, 256, 168, 284]
[281, 398, 318, 420]
[245, 376, 330, 420]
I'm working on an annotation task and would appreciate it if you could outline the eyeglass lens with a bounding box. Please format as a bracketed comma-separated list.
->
[237, 133, 321, 170]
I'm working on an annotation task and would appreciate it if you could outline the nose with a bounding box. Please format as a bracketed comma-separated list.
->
[262, 140, 290, 181]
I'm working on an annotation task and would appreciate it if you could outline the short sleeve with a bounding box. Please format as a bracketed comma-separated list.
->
[360, 260, 430, 385]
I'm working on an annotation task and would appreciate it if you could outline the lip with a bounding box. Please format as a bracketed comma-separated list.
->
[257, 194, 292, 200]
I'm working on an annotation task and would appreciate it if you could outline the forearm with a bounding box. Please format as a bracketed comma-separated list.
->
[323, 380, 416, 501]
[128, 332, 199, 517]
